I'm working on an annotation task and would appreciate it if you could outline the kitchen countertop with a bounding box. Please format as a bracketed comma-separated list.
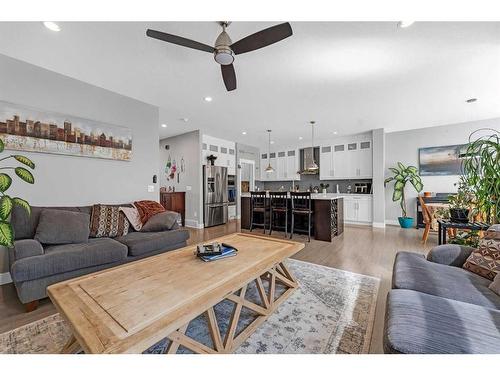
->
[240, 192, 372, 200]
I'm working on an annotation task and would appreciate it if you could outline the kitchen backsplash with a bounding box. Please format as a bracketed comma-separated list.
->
[255, 175, 372, 194]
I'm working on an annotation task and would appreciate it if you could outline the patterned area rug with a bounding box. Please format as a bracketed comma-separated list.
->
[0, 259, 379, 354]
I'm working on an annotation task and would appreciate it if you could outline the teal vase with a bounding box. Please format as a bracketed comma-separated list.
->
[398, 217, 414, 228]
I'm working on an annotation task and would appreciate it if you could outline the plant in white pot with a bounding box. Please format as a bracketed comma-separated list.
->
[384, 162, 423, 228]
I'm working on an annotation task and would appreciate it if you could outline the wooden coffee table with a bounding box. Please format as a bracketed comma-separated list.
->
[47, 233, 304, 354]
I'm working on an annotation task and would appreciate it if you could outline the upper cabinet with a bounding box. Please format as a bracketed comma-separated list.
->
[260, 148, 299, 181]
[202, 135, 236, 175]
[319, 136, 372, 180]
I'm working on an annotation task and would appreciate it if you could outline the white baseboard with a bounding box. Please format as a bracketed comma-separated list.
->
[385, 219, 400, 226]
[185, 219, 204, 229]
[0, 272, 12, 285]
[344, 221, 371, 226]
[372, 222, 386, 228]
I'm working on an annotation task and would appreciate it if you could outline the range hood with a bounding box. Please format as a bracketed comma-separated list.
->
[299, 147, 320, 175]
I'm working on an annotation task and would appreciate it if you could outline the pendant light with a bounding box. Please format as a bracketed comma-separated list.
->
[265, 129, 275, 173]
[307, 121, 319, 172]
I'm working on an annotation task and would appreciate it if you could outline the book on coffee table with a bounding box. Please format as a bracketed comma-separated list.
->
[199, 245, 237, 262]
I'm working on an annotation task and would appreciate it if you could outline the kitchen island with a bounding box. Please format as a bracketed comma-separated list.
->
[240, 192, 344, 242]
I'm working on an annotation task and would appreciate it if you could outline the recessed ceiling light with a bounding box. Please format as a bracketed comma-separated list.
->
[298, 136, 303, 140]
[270, 140, 275, 145]
[466, 98, 478, 103]
[242, 131, 247, 135]
[43, 21, 61, 32]
[204, 96, 213, 102]
[161, 124, 167, 128]
[397, 21, 415, 28]
[333, 131, 338, 135]
[180, 118, 189, 122]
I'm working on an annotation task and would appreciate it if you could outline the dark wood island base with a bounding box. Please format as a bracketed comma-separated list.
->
[241, 196, 343, 242]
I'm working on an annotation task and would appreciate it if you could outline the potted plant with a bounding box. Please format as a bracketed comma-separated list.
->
[384, 162, 423, 228]
[448, 176, 474, 223]
[320, 183, 329, 195]
[462, 128, 500, 224]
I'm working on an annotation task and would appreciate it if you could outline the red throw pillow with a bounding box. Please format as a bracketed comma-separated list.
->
[134, 200, 166, 225]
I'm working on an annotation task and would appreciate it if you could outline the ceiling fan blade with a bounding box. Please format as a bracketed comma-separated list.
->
[146, 29, 215, 53]
[221, 64, 237, 91]
[231, 22, 292, 55]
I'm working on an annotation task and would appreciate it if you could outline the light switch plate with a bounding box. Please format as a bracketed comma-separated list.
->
[186, 185, 192, 191]
[147, 185, 155, 192]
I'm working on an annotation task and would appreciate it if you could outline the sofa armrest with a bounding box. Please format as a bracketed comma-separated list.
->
[426, 244, 475, 267]
[12, 239, 44, 261]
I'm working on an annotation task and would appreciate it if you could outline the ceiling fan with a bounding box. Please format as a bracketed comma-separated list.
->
[146, 22, 293, 91]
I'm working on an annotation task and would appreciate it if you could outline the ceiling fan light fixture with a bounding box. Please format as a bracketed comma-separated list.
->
[214, 49, 234, 65]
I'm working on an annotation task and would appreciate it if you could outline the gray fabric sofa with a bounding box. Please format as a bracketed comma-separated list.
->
[8, 204, 190, 309]
[384, 241, 500, 354]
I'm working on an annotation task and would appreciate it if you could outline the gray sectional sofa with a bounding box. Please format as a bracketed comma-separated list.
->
[384, 239, 500, 353]
[8, 204, 190, 310]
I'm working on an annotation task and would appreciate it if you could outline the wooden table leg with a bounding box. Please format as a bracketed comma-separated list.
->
[438, 222, 442, 245]
[61, 334, 82, 354]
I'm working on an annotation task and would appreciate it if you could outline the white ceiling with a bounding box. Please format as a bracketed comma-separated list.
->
[0, 22, 499, 148]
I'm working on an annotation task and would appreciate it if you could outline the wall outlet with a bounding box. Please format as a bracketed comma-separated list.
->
[147, 185, 155, 192]
[186, 185, 192, 191]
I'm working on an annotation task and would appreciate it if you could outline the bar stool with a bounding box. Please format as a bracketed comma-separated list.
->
[290, 192, 313, 242]
[250, 191, 268, 233]
[269, 191, 289, 237]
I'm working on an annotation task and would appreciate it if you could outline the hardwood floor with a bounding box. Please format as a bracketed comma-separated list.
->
[0, 221, 435, 354]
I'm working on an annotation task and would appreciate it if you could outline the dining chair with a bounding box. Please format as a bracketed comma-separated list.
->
[418, 196, 432, 244]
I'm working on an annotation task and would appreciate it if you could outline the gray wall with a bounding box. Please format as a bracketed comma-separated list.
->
[0, 54, 160, 275]
[384, 118, 500, 223]
[159, 131, 202, 228]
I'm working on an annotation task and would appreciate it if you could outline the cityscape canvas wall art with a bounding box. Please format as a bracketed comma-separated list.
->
[418, 144, 467, 176]
[0, 101, 132, 161]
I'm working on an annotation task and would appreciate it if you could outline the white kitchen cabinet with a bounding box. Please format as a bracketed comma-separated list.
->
[286, 150, 300, 180]
[228, 205, 237, 220]
[319, 146, 333, 180]
[260, 153, 269, 181]
[202, 135, 236, 175]
[277, 151, 287, 180]
[268, 153, 277, 180]
[343, 196, 372, 224]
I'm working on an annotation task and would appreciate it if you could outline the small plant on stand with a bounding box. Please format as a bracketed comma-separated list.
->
[448, 176, 475, 223]
[384, 162, 423, 228]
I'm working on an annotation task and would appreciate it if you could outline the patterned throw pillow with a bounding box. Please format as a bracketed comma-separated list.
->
[134, 200, 165, 225]
[90, 204, 130, 238]
[119, 206, 143, 231]
[463, 228, 500, 280]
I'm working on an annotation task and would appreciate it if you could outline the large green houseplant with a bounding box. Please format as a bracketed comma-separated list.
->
[0, 138, 35, 247]
[384, 162, 423, 228]
[462, 128, 499, 224]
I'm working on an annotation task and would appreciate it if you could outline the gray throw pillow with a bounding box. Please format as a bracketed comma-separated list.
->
[141, 211, 180, 232]
[490, 273, 500, 296]
[34, 209, 90, 245]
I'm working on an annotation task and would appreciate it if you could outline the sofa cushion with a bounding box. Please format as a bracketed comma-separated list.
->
[90, 204, 130, 238]
[10, 238, 127, 283]
[490, 273, 500, 296]
[133, 200, 165, 225]
[463, 227, 500, 280]
[13, 239, 44, 260]
[393, 251, 500, 309]
[34, 209, 90, 245]
[141, 211, 181, 232]
[116, 229, 189, 257]
[384, 289, 500, 354]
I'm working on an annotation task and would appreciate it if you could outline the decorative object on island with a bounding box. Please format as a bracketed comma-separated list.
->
[418, 144, 467, 176]
[384, 162, 423, 228]
[320, 183, 329, 194]
[0, 100, 132, 161]
[0, 138, 34, 247]
[265, 130, 274, 173]
[448, 176, 475, 223]
[160, 191, 186, 226]
[462, 128, 500, 224]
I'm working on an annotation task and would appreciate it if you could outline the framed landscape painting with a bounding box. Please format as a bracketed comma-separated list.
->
[0, 101, 132, 161]
[418, 144, 467, 176]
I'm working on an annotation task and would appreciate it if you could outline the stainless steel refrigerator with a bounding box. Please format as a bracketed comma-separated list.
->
[203, 165, 228, 227]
